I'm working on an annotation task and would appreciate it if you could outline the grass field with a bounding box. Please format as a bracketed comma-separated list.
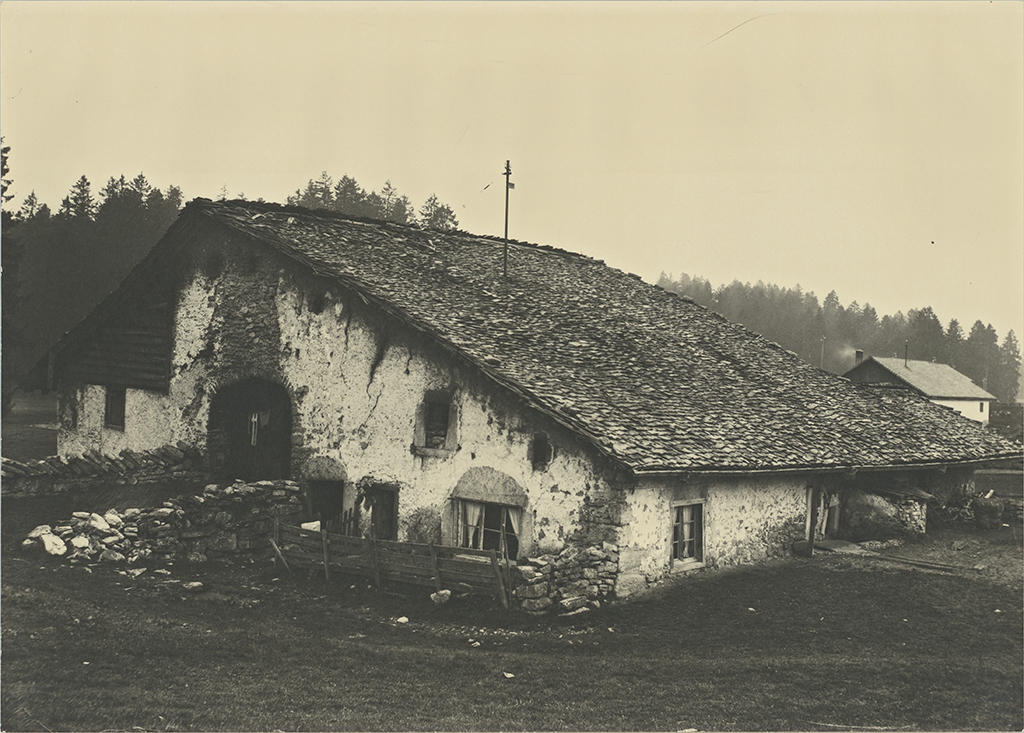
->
[2, 515, 1021, 732]
[1, 391, 58, 461]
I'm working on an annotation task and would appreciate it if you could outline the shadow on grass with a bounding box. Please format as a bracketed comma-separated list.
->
[2, 549, 1021, 731]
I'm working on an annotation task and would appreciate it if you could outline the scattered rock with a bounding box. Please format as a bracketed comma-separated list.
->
[27, 525, 52, 539]
[430, 589, 452, 605]
[395, 616, 409, 624]
[182, 581, 204, 592]
[99, 549, 125, 563]
[88, 513, 110, 532]
[40, 534, 68, 556]
[70, 535, 90, 549]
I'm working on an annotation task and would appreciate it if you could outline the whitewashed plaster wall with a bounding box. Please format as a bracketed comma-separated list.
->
[272, 274, 618, 555]
[931, 398, 989, 425]
[59, 238, 621, 557]
[615, 474, 808, 597]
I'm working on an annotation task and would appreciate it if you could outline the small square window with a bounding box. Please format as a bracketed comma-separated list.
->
[530, 433, 553, 471]
[672, 502, 704, 565]
[424, 400, 449, 448]
[104, 385, 126, 430]
[415, 390, 455, 454]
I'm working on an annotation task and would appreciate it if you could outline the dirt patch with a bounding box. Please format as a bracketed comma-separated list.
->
[885, 525, 1023, 588]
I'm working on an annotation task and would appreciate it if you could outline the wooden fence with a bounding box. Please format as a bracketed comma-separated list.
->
[268, 516, 513, 608]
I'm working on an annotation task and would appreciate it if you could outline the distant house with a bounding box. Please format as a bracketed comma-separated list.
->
[844, 354, 996, 425]
[39, 199, 1020, 598]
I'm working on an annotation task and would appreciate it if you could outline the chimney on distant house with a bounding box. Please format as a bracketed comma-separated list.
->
[854, 349, 864, 366]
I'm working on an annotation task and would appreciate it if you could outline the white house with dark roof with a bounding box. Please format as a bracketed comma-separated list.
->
[844, 356, 997, 425]
[41, 199, 1022, 601]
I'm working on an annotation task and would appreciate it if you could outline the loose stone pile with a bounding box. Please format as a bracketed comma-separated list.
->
[513, 542, 619, 616]
[22, 480, 303, 566]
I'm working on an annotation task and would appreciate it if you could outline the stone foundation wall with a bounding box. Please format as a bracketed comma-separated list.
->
[1, 444, 207, 497]
[512, 542, 619, 616]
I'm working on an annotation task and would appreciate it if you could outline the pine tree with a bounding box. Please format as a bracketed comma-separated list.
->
[332, 175, 367, 215]
[17, 191, 40, 221]
[993, 331, 1021, 403]
[1, 137, 13, 208]
[68, 175, 97, 220]
[419, 194, 459, 230]
[944, 319, 964, 368]
[130, 173, 152, 200]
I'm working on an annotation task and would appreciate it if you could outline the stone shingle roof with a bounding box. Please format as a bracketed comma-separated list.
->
[866, 357, 996, 401]
[185, 199, 1020, 472]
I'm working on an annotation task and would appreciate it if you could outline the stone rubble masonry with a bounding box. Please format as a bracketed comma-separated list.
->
[21, 479, 302, 566]
[1, 443, 207, 497]
[512, 540, 620, 616]
[894, 498, 927, 534]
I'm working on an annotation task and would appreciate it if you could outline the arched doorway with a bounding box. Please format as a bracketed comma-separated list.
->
[208, 378, 292, 481]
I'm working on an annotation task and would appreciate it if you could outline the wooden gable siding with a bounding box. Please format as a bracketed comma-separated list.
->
[60, 295, 174, 393]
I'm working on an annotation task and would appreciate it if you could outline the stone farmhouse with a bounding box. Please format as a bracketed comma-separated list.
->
[44, 199, 1021, 597]
[844, 354, 997, 425]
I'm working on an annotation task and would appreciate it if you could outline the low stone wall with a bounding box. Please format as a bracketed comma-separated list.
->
[512, 542, 620, 616]
[21, 479, 302, 566]
[1, 444, 207, 497]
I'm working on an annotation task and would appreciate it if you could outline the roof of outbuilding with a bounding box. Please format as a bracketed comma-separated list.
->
[93, 199, 1024, 472]
[857, 357, 996, 401]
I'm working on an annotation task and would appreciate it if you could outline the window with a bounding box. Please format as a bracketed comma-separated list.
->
[364, 486, 398, 540]
[104, 385, 126, 430]
[308, 480, 358, 534]
[455, 499, 521, 559]
[530, 433, 553, 471]
[414, 390, 456, 453]
[671, 502, 704, 565]
[424, 399, 449, 448]
[979, 402, 985, 412]
[307, 291, 328, 315]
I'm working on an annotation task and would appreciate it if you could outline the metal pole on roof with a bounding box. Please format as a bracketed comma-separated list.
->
[819, 336, 826, 369]
[503, 160, 512, 279]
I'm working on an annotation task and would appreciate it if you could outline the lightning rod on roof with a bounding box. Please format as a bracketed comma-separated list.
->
[503, 160, 513, 280]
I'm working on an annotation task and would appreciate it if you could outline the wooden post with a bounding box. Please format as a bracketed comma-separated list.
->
[429, 543, 442, 591]
[806, 487, 819, 556]
[489, 550, 510, 610]
[268, 538, 291, 575]
[321, 527, 331, 582]
[370, 536, 383, 593]
[273, 513, 281, 546]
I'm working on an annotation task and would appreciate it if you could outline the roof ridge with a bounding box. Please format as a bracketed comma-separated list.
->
[189, 197, 604, 265]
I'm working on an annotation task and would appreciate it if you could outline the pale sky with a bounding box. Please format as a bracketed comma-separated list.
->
[2, 1, 1022, 340]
